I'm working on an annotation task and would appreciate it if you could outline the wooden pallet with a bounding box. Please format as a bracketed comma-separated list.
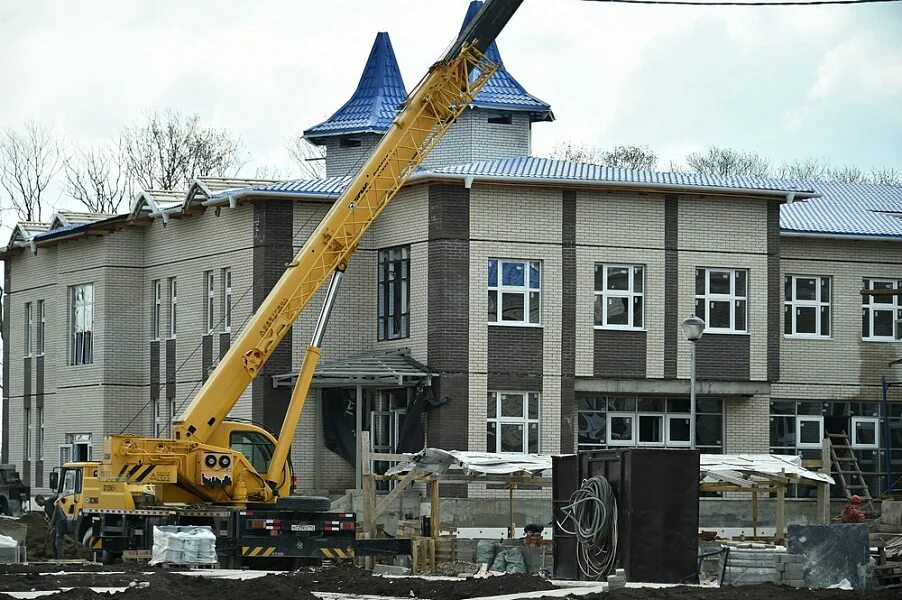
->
[876, 562, 902, 589]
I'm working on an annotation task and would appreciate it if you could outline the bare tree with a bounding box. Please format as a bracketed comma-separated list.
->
[64, 139, 133, 214]
[122, 110, 244, 191]
[0, 121, 62, 222]
[824, 164, 868, 184]
[549, 141, 603, 164]
[775, 158, 830, 182]
[685, 146, 771, 178]
[870, 168, 902, 186]
[287, 136, 326, 179]
[599, 145, 658, 171]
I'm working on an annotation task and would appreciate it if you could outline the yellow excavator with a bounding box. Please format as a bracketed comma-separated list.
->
[47, 0, 524, 566]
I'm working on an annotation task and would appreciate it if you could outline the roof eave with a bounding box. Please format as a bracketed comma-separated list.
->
[780, 230, 902, 242]
[303, 127, 388, 144]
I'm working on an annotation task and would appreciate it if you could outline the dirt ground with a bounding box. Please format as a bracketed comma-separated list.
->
[0, 565, 899, 600]
[0, 511, 90, 561]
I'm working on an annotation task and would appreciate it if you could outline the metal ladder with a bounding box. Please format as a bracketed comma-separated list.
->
[827, 431, 876, 513]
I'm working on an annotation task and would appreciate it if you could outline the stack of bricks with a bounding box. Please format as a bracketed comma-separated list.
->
[724, 547, 806, 587]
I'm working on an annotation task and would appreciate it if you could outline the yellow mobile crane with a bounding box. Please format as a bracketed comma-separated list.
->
[48, 0, 523, 566]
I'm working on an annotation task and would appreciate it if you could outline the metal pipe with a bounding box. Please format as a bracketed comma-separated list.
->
[689, 340, 696, 450]
[312, 270, 344, 347]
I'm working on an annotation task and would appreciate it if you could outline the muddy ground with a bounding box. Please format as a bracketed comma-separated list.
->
[0, 511, 90, 561]
[0, 565, 899, 600]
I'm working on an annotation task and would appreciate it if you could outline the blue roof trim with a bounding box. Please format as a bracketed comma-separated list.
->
[304, 32, 408, 141]
[460, 1, 553, 121]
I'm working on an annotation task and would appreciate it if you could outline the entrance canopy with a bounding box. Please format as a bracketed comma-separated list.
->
[272, 348, 434, 389]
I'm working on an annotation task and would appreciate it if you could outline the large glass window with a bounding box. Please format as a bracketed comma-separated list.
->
[486, 391, 540, 453]
[169, 277, 177, 339]
[578, 394, 722, 452]
[230, 431, 275, 474]
[695, 268, 748, 333]
[862, 278, 902, 341]
[24, 303, 33, 356]
[488, 259, 541, 325]
[221, 268, 232, 333]
[205, 271, 215, 334]
[378, 246, 410, 341]
[594, 264, 644, 329]
[70, 283, 94, 365]
[784, 275, 831, 338]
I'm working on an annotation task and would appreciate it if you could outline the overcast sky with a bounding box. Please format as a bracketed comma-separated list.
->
[1, 0, 901, 220]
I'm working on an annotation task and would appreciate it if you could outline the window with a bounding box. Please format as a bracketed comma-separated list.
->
[70, 283, 94, 365]
[38, 407, 44, 460]
[862, 278, 902, 341]
[785, 275, 830, 338]
[378, 247, 410, 340]
[205, 271, 215, 334]
[594, 264, 644, 329]
[695, 268, 748, 333]
[221, 268, 232, 333]
[169, 277, 178, 338]
[339, 136, 362, 148]
[24, 408, 31, 461]
[230, 431, 275, 474]
[796, 416, 824, 449]
[487, 112, 512, 125]
[170, 400, 177, 437]
[852, 417, 879, 449]
[488, 259, 541, 325]
[578, 395, 722, 452]
[37, 300, 45, 355]
[151, 280, 161, 340]
[153, 399, 162, 437]
[486, 391, 540, 453]
[24, 303, 33, 356]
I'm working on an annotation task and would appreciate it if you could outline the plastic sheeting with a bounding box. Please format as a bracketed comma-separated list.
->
[701, 453, 834, 485]
[150, 525, 217, 566]
[385, 449, 551, 477]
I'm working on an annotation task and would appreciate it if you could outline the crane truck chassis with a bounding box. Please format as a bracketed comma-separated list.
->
[50, 0, 522, 567]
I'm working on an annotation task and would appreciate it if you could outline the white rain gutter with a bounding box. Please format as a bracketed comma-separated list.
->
[781, 231, 902, 242]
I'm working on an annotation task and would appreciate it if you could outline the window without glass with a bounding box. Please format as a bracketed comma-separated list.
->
[37, 300, 45, 355]
[221, 268, 232, 333]
[24, 303, 33, 356]
[594, 264, 644, 329]
[24, 408, 31, 461]
[486, 391, 540, 453]
[70, 283, 94, 365]
[488, 259, 541, 325]
[378, 246, 410, 341]
[152, 280, 161, 340]
[785, 275, 831, 338]
[169, 277, 178, 338]
[862, 278, 902, 341]
[38, 407, 44, 460]
[695, 268, 748, 333]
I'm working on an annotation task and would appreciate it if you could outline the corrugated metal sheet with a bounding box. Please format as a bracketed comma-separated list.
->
[303, 32, 408, 140]
[781, 181, 902, 238]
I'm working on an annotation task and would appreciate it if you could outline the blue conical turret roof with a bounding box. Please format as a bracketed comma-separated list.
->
[304, 32, 408, 142]
[461, 1, 553, 122]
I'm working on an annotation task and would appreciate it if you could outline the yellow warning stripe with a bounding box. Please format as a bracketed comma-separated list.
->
[321, 548, 333, 559]
[250, 546, 263, 557]
[263, 547, 276, 557]
[90, 537, 102, 549]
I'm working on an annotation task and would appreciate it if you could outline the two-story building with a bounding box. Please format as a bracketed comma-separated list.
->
[3, 1, 902, 504]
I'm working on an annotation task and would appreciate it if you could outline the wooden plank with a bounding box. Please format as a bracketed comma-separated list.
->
[430, 480, 441, 540]
[370, 452, 409, 462]
[776, 475, 786, 544]
[373, 468, 418, 520]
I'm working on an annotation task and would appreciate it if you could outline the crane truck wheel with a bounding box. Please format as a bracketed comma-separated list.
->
[275, 496, 331, 512]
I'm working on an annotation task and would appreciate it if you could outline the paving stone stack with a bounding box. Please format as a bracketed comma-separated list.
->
[723, 547, 806, 587]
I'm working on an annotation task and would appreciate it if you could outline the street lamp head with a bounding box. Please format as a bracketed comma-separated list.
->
[681, 315, 706, 341]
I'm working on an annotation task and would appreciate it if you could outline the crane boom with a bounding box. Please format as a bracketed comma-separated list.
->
[175, 0, 524, 450]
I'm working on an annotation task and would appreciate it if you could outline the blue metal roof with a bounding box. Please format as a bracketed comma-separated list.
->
[211, 156, 902, 239]
[304, 32, 408, 141]
[459, 1, 553, 121]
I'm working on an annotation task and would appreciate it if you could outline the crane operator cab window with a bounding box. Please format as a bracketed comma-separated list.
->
[58, 468, 81, 497]
[230, 431, 276, 475]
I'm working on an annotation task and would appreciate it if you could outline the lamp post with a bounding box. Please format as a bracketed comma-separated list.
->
[681, 316, 706, 449]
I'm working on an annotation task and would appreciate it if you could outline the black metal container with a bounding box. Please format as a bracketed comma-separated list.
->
[552, 449, 700, 583]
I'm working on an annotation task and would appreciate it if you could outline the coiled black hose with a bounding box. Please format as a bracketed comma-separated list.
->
[557, 476, 619, 579]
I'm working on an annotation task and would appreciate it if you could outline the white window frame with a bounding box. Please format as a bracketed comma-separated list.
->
[488, 259, 542, 326]
[222, 268, 232, 333]
[851, 416, 879, 449]
[152, 280, 161, 340]
[606, 412, 636, 446]
[796, 415, 824, 449]
[24, 302, 33, 357]
[636, 412, 665, 446]
[38, 406, 44, 460]
[168, 277, 178, 339]
[37, 300, 45, 355]
[695, 268, 748, 334]
[24, 408, 31, 461]
[785, 275, 831, 339]
[70, 283, 94, 365]
[58, 443, 71, 470]
[170, 400, 177, 437]
[594, 264, 644, 330]
[666, 413, 692, 447]
[862, 278, 901, 342]
[486, 391, 541, 453]
[205, 271, 215, 334]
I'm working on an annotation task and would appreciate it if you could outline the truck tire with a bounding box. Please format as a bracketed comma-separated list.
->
[275, 495, 332, 512]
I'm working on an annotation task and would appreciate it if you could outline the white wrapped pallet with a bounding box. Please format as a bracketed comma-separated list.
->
[150, 525, 217, 566]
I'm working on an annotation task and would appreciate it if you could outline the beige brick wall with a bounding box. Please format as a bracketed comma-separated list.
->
[724, 395, 770, 453]
[576, 191, 665, 248]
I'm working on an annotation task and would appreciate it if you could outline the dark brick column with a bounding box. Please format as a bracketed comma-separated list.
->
[427, 184, 470, 452]
[560, 190, 576, 453]
[767, 201, 781, 382]
[664, 195, 679, 379]
[252, 200, 295, 435]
